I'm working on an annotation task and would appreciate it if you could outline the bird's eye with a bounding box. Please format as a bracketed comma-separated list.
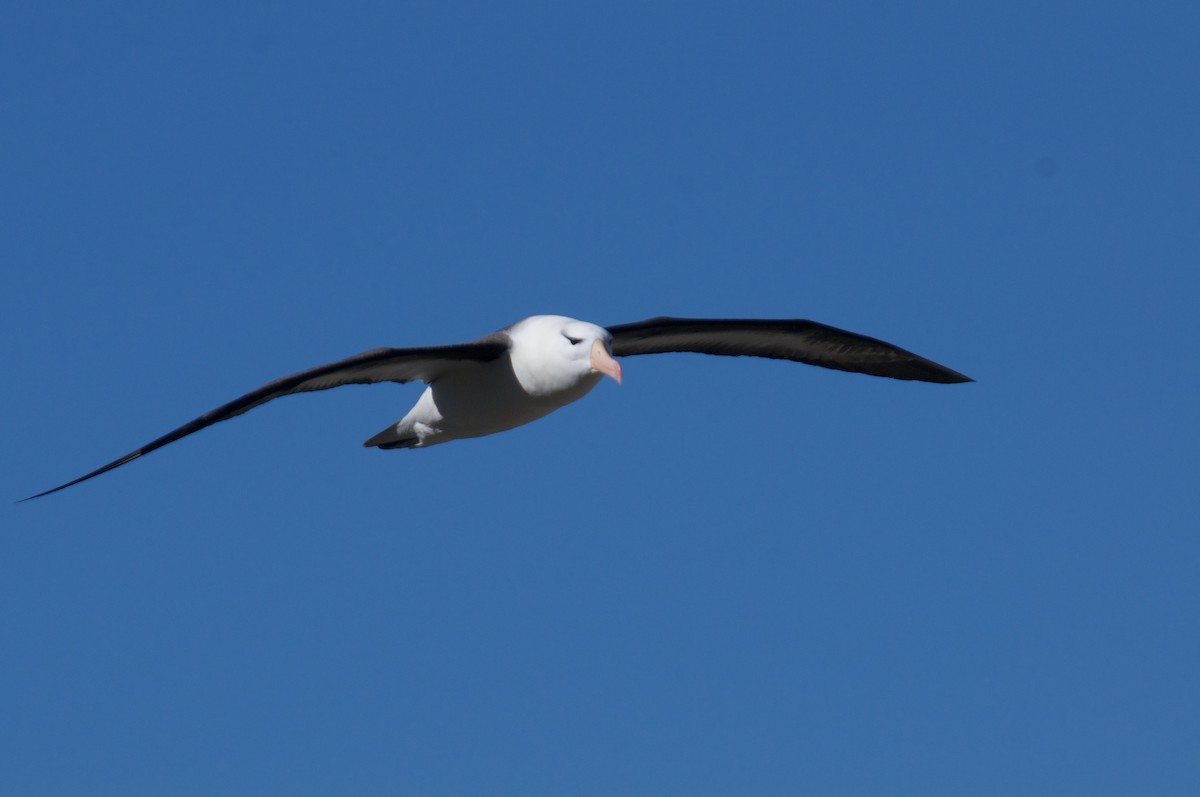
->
[564, 334, 583, 345]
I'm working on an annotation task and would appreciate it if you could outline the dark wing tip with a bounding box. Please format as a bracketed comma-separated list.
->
[18, 487, 65, 504]
[18, 451, 146, 503]
[888, 358, 974, 384]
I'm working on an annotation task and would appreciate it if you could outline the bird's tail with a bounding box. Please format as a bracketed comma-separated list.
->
[363, 424, 420, 450]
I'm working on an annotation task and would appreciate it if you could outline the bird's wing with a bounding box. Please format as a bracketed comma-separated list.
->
[21, 338, 509, 501]
[607, 317, 972, 384]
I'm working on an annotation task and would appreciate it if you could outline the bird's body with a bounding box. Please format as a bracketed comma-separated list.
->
[363, 315, 615, 449]
[364, 359, 557, 449]
[22, 314, 971, 500]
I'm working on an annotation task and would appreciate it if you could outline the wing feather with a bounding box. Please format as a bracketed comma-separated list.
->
[607, 317, 972, 383]
[20, 338, 508, 500]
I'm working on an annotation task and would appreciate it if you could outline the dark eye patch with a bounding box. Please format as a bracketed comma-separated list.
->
[564, 334, 584, 345]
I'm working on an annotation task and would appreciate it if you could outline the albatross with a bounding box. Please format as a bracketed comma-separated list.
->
[22, 315, 971, 500]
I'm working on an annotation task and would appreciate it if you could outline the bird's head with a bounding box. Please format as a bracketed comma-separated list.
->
[507, 315, 622, 397]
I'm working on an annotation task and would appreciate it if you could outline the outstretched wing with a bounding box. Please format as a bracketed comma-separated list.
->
[607, 317, 972, 384]
[21, 338, 509, 501]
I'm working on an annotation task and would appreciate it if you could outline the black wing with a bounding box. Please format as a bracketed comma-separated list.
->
[21, 338, 509, 501]
[607, 317, 972, 384]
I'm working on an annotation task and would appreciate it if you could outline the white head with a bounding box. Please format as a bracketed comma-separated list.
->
[506, 315, 623, 398]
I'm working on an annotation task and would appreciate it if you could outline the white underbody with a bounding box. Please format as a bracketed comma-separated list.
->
[366, 355, 603, 448]
[363, 316, 615, 449]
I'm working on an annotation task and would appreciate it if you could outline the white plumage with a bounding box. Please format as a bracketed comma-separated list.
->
[363, 316, 619, 449]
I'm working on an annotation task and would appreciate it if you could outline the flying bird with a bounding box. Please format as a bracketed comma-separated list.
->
[21, 315, 971, 500]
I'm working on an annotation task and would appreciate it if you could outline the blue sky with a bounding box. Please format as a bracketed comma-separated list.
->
[3, 2, 1198, 794]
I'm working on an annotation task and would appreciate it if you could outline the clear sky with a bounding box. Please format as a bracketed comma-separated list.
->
[4, 2, 1198, 795]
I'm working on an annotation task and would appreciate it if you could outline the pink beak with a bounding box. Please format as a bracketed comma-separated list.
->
[590, 339, 623, 384]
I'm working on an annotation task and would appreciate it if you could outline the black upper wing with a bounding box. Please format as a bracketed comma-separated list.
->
[607, 317, 972, 384]
[21, 337, 509, 501]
